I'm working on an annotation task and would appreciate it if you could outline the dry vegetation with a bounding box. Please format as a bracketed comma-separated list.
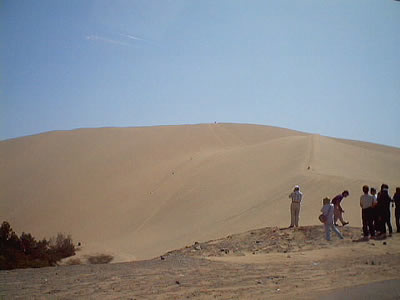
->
[0, 221, 76, 270]
[85, 254, 114, 264]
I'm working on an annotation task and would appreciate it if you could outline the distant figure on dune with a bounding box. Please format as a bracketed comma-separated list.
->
[321, 197, 344, 241]
[394, 187, 400, 233]
[289, 185, 303, 228]
[332, 190, 349, 226]
[360, 185, 376, 240]
[376, 184, 393, 238]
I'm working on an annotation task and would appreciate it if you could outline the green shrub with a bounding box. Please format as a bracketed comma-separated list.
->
[0, 221, 77, 270]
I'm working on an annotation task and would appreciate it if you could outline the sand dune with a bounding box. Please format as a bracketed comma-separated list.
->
[0, 123, 399, 262]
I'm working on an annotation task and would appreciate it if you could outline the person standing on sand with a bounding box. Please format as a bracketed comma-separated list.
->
[360, 185, 376, 239]
[393, 187, 400, 233]
[376, 184, 393, 237]
[332, 190, 349, 226]
[289, 185, 303, 228]
[371, 187, 378, 229]
[321, 197, 344, 241]
[371, 187, 377, 200]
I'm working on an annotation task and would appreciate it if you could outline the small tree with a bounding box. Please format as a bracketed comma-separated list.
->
[0, 221, 12, 241]
[49, 233, 76, 261]
[0, 221, 20, 250]
[0, 221, 76, 270]
[20, 232, 37, 255]
[0, 221, 22, 269]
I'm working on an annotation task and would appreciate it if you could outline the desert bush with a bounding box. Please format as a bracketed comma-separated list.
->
[48, 233, 76, 262]
[86, 254, 114, 264]
[20, 232, 36, 255]
[0, 221, 77, 270]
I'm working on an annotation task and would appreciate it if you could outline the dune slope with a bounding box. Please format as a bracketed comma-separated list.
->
[0, 123, 399, 261]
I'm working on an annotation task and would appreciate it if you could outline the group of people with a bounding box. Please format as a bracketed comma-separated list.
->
[359, 184, 400, 240]
[288, 184, 400, 241]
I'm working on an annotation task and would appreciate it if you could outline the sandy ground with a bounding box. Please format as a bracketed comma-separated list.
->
[1, 225, 399, 299]
[321, 279, 400, 300]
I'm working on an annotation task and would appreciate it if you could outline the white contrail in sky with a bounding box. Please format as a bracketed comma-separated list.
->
[119, 33, 160, 48]
[119, 33, 146, 41]
[86, 33, 157, 48]
[86, 35, 130, 46]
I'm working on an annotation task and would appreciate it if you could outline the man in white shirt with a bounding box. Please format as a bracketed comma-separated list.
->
[289, 185, 303, 227]
[360, 185, 377, 238]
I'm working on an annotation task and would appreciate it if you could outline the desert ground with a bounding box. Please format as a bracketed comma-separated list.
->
[1, 123, 399, 298]
[1, 226, 400, 299]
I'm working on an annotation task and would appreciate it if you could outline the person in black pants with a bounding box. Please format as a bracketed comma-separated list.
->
[393, 187, 400, 233]
[370, 187, 378, 231]
[376, 184, 393, 238]
[360, 185, 376, 239]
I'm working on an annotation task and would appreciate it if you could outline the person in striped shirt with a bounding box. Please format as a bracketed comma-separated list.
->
[289, 185, 303, 227]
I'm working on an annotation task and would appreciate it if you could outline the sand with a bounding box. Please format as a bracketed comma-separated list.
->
[1, 226, 400, 299]
[0, 123, 399, 298]
[321, 279, 400, 300]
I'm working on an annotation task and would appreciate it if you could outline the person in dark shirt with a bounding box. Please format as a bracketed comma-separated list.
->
[331, 190, 349, 226]
[370, 187, 378, 229]
[376, 184, 393, 237]
[393, 187, 400, 233]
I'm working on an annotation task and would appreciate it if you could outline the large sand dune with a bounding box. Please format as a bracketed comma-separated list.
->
[1, 123, 399, 262]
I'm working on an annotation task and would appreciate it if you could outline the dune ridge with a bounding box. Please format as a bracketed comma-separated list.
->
[1, 123, 399, 261]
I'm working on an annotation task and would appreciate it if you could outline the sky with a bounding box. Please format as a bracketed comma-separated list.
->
[1, 0, 400, 147]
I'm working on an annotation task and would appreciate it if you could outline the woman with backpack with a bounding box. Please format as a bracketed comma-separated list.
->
[320, 197, 344, 241]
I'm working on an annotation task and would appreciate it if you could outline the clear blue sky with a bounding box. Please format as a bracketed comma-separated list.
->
[1, 1, 399, 147]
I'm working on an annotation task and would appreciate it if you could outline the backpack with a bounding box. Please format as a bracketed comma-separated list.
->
[318, 214, 326, 223]
[319, 205, 332, 223]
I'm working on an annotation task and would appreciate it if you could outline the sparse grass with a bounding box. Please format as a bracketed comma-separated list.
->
[86, 254, 114, 264]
